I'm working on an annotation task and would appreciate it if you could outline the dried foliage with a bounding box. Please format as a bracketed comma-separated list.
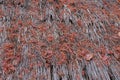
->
[0, 0, 120, 80]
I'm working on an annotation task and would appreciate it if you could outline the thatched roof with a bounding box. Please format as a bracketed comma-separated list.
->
[0, 0, 120, 80]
